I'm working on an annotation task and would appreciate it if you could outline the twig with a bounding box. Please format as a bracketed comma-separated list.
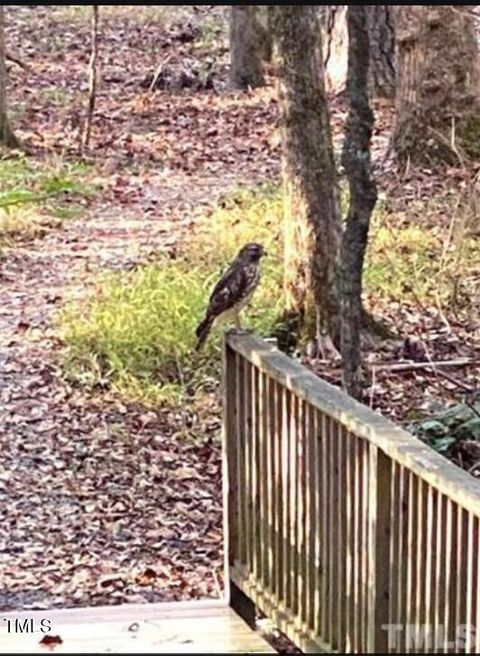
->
[6, 52, 29, 70]
[149, 53, 173, 92]
[429, 125, 467, 169]
[465, 400, 480, 420]
[435, 368, 475, 393]
[369, 358, 477, 372]
[82, 6, 99, 149]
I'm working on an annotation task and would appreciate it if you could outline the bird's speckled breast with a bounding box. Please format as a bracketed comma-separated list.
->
[238, 264, 260, 307]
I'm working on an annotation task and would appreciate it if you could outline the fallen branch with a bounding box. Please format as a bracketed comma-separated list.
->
[369, 358, 478, 372]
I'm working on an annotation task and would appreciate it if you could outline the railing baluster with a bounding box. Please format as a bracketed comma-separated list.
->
[283, 388, 292, 609]
[260, 371, 269, 590]
[388, 461, 398, 652]
[268, 374, 276, 597]
[275, 381, 285, 604]
[361, 439, 369, 652]
[236, 352, 247, 567]
[353, 436, 362, 653]
[465, 511, 475, 654]
[321, 412, 331, 643]
[405, 471, 418, 652]
[251, 366, 260, 585]
[337, 426, 347, 651]
[476, 516, 480, 654]
[299, 399, 308, 628]
[455, 508, 468, 651]
[291, 393, 297, 617]
[345, 430, 355, 652]
[444, 497, 455, 653]
[224, 345, 238, 571]
[367, 446, 392, 653]
[415, 479, 427, 646]
[244, 361, 253, 576]
[308, 406, 324, 635]
[425, 485, 437, 651]
[435, 493, 447, 652]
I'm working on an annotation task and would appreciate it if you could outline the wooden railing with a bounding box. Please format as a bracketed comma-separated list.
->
[223, 333, 480, 653]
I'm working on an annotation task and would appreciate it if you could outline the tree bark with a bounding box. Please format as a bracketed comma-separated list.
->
[341, 6, 377, 400]
[271, 5, 342, 344]
[393, 5, 480, 167]
[229, 6, 265, 90]
[319, 5, 395, 98]
[319, 5, 349, 95]
[365, 6, 395, 99]
[82, 5, 99, 149]
[257, 6, 273, 63]
[0, 7, 18, 148]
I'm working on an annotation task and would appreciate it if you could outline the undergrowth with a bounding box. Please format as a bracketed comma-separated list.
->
[59, 183, 480, 406]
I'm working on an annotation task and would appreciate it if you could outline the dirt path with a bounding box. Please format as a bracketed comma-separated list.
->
[0, 171, 280, 612]
[0, 6, 279, 611]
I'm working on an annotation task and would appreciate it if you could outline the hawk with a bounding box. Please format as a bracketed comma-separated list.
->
[195, 242, 266, 351]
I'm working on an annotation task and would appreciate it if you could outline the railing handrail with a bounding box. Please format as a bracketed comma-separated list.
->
[226, 332, 480, 514]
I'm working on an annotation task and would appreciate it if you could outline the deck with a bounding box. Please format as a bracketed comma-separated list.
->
[0, 600, 275, 654]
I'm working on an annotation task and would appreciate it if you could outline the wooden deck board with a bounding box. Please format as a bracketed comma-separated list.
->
[0, 600, 275, 653]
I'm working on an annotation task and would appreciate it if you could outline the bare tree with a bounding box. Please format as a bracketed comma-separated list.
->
[394, 5, 480, 167]
[341, 6, 377, 399]
[229, 6, 265, 90]
[82, 6, 99, 149]
[271, 5, 342, 348]
[0, 7, 18, 148]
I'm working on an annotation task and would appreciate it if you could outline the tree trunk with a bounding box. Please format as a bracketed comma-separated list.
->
[365, 6, 395, 99]
[319, 5, 395, 98]
[82, 5, 99, 149]
[229, 6, 264, 90]
[257, 6, 273, 63]
[319, 5, 349, 95]
[394, 5, 480, 167]
[271, 5, 342, 344]
[0, 7, 18, 148]
[341, 6, 377, 400]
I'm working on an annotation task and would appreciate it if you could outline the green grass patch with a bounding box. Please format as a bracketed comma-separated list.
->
[59, 185, 285, 405]
[49, 5, 178, 25]
[364, 196, 480, 310]
[0, 156, 96, 246]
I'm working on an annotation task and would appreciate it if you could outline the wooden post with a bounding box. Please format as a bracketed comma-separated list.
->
[367, 446, 392, 652]
[223, 338, 238, 601]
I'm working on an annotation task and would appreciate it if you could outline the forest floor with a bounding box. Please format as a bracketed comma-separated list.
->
[1, 5, 479, 613]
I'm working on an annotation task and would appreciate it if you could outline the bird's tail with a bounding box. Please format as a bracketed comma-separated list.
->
[195, 314, 214, 351]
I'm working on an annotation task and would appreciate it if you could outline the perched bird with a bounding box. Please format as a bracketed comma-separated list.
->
[195, 242, 266, 351]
